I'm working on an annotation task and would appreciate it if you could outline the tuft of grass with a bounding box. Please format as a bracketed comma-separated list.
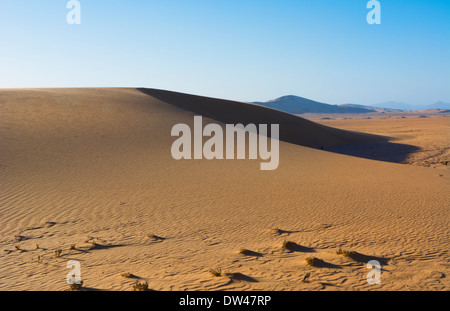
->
[336, 248, 357, 257]
[54, 249, 62, 258]
[239, 248, 251, 255]
[282, 240, 297, 250]
[133, 281, 149, 291]
[305, 257, 324, 267]
[271, 227, 282, 234]
[302, 272, 311, 283]
[147, 234, 164, 241]
[15, 245, 21, 251]
[35, 244, 40, 250]
[69, 244, 76, 250]
[68, 281, 83, 291]
[209, 268, 222, 277]
[84, 236, 94, 243]
[121, 272, 132, 278]
[442, 161, 448, 166]
[37, 255, 41, 263]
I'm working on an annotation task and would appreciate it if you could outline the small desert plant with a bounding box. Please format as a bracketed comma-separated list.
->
[147, 234, 164, 241]
[336, 248, 357, 257]
[271, 227, 282, 234]
[282, 241, 297, 250]
[121, 272, 132, 278]
[68, 281, 83, 291]
[84, 236, 94, 243]
[69, 244, 76, 250]
[305, 257, 324, 267]
[14, 245, 21, 251]
[239, 248, 251, 255]
[15, 235, 27, 242]
[35, 244, 40, 249]
[37, 255, 41, 263]
[442, 161, 448, 166]
[54, 249, 62, 257]
[209, 268, 222, 277]
[302, 272, 311, 283]
[133, 281, 148, 291]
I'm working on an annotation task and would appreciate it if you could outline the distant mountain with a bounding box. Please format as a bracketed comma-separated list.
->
[339, 103, 403, 112]
[253, 96, 450, 114]
[373, 101, 450, 111]
[252, 95, 376, 114]
[424, 101, 450, 110]
[372, 101, 414, 111]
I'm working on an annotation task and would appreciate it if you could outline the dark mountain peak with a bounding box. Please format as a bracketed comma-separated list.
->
[253, 95, 375, 114]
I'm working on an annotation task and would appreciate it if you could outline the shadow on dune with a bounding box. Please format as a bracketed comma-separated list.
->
[314, 260, 342, 269]
[324, 142, 420, 164]
[137, 88, 421, 164]
[272, 229, 301, 235]
[227, 272, 259, 283]
[347, 252, 390, 266]
[240, 250, 263, 257]
[284, 243, 316, 253]
[137, 88, 389, 149]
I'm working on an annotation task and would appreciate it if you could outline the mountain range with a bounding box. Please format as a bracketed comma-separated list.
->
[252, 96, 450, 114]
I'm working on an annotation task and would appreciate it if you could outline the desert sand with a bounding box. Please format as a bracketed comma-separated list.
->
[0, 88, 448, 291]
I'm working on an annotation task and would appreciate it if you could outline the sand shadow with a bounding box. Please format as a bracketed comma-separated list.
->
[325, 141, 420, 164]
[122, 273, 144, 280]
[307, 258, 342, 269]
[347, 252, 390, 266]
[283, 242, 315, 253]
[148, 235, 166, 241]
[136, 88, 422, 164]
[227, 273, 259, 283]
[90, 242, 126, 250]
[240, 250, 263, 257]
[271, 228, 300, 235]
[137, 88, 389, 150]
[76, 242, 127, 253]
[75, 287, 104, 292]
[316, 261, 341, 269]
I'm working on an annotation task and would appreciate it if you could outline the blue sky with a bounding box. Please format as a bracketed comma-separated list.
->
[0, 1, 449, 106]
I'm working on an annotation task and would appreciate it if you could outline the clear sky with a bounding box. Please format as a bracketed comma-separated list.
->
[0, 1, 449, 106]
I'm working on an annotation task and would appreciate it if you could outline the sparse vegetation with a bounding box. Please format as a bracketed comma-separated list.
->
[15, 235, 25, 242]
[35, 244, 40, 249]
[336, 248, 357, 257]
[121, 272, 132, 278]
[69, 244, 76, 250]
[147, 234, 164, 241]
[305, 257, 324, 267]
[271, 227, 282, 234]
[37, 255, 41, 263]
[133, 281, 149, 291]
[302, 272, 311, 283]
[209, 268, 222, 277]
[14, 245, 20, 251]
[84, 236, 97, 243]
[239, 248, 251, 255]
[54, 249, 62, 257]
[68, 281, 83, 291]
[282, 240, 297, 250]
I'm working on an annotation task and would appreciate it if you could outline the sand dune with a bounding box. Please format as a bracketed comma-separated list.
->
[0, 88, 448, 291]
